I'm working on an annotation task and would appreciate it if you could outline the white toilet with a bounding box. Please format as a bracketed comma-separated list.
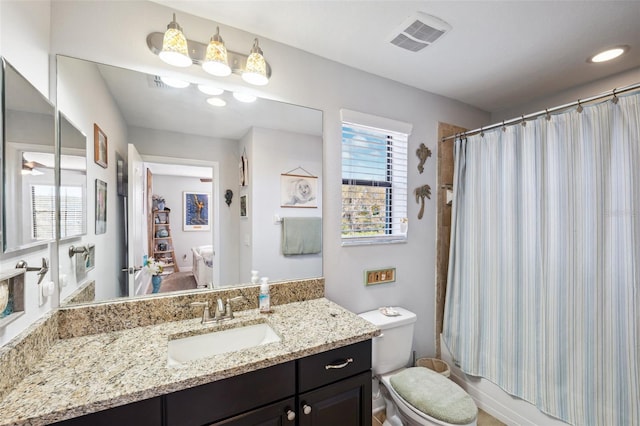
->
[359, 307, 477, 426]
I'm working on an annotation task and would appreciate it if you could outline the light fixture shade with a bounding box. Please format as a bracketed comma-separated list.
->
[203, 27, 232, 77]
[242, 38, 269, 86]
[159, 13, 192, 67]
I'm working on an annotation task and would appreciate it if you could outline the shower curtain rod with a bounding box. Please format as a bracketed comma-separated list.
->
[441, 82, 640, 142]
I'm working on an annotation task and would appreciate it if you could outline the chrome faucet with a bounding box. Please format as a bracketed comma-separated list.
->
[191, 296, 245, 324]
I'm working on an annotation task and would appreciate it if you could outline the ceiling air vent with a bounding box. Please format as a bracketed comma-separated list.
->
[389, 12, 452, 52]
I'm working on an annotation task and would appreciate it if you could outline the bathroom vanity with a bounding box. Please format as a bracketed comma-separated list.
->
[0, 290, 378, 426]
[53, 341, 371, 426]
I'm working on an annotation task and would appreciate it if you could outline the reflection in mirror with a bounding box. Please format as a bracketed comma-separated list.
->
[1, 58, 56, 253]
[56, 56, 323, 306]
[59, 113, 87, 239]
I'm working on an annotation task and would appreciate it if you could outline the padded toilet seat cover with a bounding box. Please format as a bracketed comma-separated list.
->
[389, 367, 477, 425]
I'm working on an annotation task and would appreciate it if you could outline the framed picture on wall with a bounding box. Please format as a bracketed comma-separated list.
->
[183, 191, 210, 231]
[280, 173, 318, 208]
[93, 123, 108, 168]
[95, 179, 107, 234]
[240, 194, 248, 217]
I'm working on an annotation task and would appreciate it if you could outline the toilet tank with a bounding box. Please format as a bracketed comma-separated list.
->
[358, 307, 417, 375]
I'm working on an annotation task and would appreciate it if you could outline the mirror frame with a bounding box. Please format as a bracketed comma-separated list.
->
[1, 57, 57, 253]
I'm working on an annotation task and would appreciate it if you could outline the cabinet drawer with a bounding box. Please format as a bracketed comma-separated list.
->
[298, 340, 371, 393]
[165, 361, 295, 426]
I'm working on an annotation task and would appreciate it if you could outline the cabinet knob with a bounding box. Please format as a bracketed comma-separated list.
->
[286, 409, 296, 421]
[303, 404, 312, 415]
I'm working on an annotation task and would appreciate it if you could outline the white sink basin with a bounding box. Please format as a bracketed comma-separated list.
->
[167, 322, 281, 366]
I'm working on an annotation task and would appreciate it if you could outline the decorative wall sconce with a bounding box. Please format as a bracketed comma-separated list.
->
[225, 189, 233, 206]
[148, 13, 272, 86]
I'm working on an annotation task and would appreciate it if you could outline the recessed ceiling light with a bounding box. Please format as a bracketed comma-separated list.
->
[588, 45, 629, 63]
[233, 92, 257, 103]
[160, 76, 190, 88]
[198, 85, 224, 96]
[206, 97, 226, 107]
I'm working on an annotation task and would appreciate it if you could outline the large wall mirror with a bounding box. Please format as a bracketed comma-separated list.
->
[56, 55, 323, 306]
[1, 58, 56, 253]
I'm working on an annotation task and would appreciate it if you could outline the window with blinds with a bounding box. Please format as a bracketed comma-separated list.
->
[341, 111, 410, 245]
[31, 185, 84, 240]
[31, 185, 56, 240]
[60, 186, 85, 237]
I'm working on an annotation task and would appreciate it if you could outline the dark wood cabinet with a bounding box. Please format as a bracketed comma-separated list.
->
[210, 397, 297, 426]
[298, 371, 371, 426]
[164, 361, 295, 426]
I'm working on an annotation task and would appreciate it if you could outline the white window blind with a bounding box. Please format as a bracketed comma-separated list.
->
[341, 110, 410, 245]
[60, 186, 85, 237]
[31, 185, 55, 240]
[31, 185, 84, 240]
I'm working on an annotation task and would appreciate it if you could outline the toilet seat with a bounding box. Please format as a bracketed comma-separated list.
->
[380, 368, 477, 426]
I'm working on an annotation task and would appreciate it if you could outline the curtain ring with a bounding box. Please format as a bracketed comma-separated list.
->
[521, 115, 526, 127]
[576, 99, 583, 113]
[545, 109, 551, 121]
[612, 89, 619, 104]
[480, 127, 484, 137]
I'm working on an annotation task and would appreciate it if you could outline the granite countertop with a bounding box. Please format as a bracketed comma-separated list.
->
[0, 298, 379, 425]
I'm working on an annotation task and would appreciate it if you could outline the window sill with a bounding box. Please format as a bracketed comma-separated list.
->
[341, 236, 408, 247]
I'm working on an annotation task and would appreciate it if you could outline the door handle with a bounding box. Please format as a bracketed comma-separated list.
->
[121, 266, 142, 274]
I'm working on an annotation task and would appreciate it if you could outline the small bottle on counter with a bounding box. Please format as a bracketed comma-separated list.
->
[251, 270, 259, 284]
[259, 277, 271, 313]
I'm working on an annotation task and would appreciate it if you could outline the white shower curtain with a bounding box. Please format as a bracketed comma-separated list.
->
[443, 92, 640, 425]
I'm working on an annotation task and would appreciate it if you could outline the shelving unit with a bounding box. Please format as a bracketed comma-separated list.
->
[0, 269, 26, 328]
[152, 210, 179, 273]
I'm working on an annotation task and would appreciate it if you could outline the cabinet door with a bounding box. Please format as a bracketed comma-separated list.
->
[298, 371, 371, 426]
[210, 397, 296, 426]
[164, 361, 295, 426]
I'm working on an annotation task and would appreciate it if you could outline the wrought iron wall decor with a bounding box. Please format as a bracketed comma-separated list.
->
[414, 184, 432, 219]
[416, 143, 432, 174]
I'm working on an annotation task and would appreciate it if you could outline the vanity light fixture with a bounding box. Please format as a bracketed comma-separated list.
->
[203, 27, 232, 77]
[148, 14, 272, 85]
[233, 92, 257, 103]
[242, 39, 268, 86]
[159, 13, 192, 67]
[588, 45, 630, 63]
[160, 76, 190, 88]
[198, 84, 224, 96]
[206, 97, 227, 107]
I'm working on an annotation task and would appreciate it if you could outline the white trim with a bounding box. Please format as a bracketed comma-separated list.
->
[340, 108, 413, 136]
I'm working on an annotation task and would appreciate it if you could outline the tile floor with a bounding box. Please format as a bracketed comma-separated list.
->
[372, 409, 506, 426]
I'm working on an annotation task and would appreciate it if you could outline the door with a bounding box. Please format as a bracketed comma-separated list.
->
[126, 143, 145, 295]
[298, 371, 372, 426]
[210, 397, 297, 426]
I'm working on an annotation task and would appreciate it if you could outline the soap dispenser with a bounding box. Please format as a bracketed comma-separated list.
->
[259, 277, 271, 313]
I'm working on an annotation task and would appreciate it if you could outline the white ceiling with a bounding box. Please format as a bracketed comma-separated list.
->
[153, 0, 640, 113]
